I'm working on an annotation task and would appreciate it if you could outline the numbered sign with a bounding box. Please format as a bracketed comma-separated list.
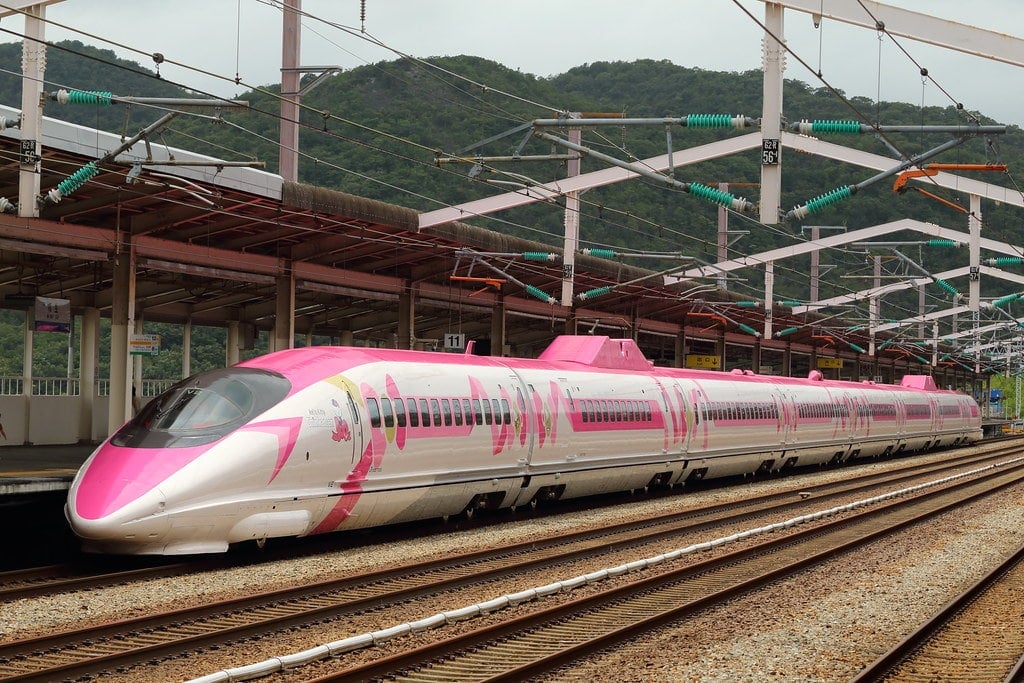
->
[444, 333, 465, 351]
[762, 138, 780, 165]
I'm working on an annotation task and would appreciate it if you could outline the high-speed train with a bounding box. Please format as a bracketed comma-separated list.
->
[66, 335, 982, 555]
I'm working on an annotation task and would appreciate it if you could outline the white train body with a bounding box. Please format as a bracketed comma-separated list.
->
[65, 336, 982, 554]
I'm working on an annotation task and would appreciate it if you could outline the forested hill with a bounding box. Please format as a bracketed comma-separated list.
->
[0, 42, 1021, 379]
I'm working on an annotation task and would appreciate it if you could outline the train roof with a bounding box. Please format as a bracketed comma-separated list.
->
[240, 336, 960, 398]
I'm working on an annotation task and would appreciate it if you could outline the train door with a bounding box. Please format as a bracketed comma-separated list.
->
[689, 385, 710, 452]
[508, 371, 536, 463]
[343, 388, 363, 466]
[774, 387, 794, 451]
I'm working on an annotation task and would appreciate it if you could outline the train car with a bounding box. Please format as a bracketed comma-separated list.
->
[65, 336, 982, 555]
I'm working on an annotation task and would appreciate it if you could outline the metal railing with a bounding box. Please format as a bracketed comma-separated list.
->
[0, 377, 176, 397]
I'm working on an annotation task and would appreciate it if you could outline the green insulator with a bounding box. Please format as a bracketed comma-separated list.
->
[688, 182, 736, 207]
[583, 248, 616, 259]
[777, 300, 803, 307]
[933, 278, 960, 297]
[525, 284, 554, 303]
[846, 325, 865, 332]
[736, 301, 759, 308]
[914, 355, 930, 365]
[926, 239, 959, 248]
[685, 113, 732, 129]
[56, 162, 99, 196]
[993, 293, 1022, 307]
[738, 323, 759, 337]
[812, 119, 861, 134]
[878, 339, 894, 350]
[803, 185, 853, 215]
[69, 89, 113, 105]
[993, 256, 1023, 266]
[578, 286, 612, 301]
[522, 251, 555, 261]
[775, 326, 799, 338]
[849, 343, 866, 354]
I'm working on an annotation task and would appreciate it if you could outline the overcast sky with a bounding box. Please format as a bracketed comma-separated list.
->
[2, 1, 1022, 126]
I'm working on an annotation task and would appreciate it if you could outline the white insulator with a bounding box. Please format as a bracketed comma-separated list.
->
[56, 88, 70, 105]
[790, 204, 810, 221]
[797, 119, 815, 135]
[731, 196, 752, 213]
[731, 115, 748, 129]
[46, 188, 64, 204]
[0, 197, 13, 214]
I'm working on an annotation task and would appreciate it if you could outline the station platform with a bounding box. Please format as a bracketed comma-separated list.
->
[0, 443, 96, 501]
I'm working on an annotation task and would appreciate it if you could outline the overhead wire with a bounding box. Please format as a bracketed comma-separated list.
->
[0, 2, 1017, 348]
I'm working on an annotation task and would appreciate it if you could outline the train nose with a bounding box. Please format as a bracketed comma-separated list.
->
[67, 476, 171, 553]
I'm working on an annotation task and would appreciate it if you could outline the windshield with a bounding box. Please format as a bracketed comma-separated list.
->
[112, 367, 291, 448]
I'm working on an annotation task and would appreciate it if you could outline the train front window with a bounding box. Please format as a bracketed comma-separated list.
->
[112, 367, 290, 448]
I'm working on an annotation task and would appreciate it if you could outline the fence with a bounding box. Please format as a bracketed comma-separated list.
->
[0, 377, 176, 397]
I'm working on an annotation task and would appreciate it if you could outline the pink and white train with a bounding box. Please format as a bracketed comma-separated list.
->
[65, 336, 982, 555]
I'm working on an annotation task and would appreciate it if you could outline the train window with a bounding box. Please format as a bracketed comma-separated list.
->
[582, 399, 590, 423]
[482, 399, 493, 425]
[441, 399, 453, 426]
[501, 399, 511, 425]
[113, 367, 293, 448]
[380, 397, 394, 429]
[516, 387, 527, 412]
[472, 399, 483, 425]
[452, 399, 463, 426]
[419, 398, 430, 426]
[489, 399, 499, 424]
[431, 399, 441, 426]
[464, 399, 475, 425]
[406, 398, 419, 427]
[393, 398, 406, 428]
[615, 401, 623, 422]
[367, 398, 381, 429]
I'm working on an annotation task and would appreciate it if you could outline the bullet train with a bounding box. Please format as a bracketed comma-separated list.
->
[65, 335, 982, 555]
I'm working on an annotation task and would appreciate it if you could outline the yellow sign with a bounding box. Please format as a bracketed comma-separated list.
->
[817, 357, 843, 369]
[686, 354, 720, 369]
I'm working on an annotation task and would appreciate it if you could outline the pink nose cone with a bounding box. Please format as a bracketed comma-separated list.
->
[71, 443, 209, 520]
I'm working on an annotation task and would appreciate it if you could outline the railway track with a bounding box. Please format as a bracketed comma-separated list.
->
[851, 541, 1024, 683]
[0, 446, 1020, 682]
[305, 456, 1024, 682]
[0, 443, 1012, 603]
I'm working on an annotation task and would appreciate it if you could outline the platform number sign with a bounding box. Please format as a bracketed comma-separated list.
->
[762, 138, 780, 166]
[445, 333, 465, 351]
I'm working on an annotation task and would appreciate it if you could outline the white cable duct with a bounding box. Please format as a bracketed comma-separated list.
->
[186, 456, 1024, 683]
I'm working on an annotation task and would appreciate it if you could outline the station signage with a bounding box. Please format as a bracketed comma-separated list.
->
[686, 354, 721, 369]
[130, 334, 161, 356]
[816, 357, 843, 369]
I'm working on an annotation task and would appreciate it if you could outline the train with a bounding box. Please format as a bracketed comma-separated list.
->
[65, 335, 982, 555]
